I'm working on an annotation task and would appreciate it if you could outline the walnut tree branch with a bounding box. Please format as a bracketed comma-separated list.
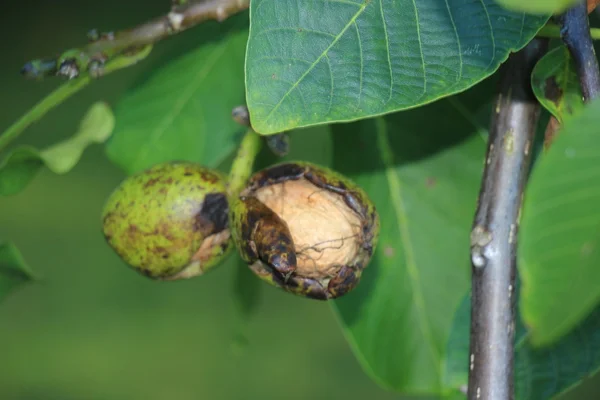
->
[556, 0, 600, 101]
[21, 0, 250, 80]
[467, 38, 548, 400]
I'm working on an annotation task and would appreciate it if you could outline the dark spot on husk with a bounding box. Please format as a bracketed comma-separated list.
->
[138, 268, 154, 278]
[143, 177, 160, 188]
[102, 212, 113, 225]
[219, 240, 230, 254]
[154, 246, 168, 257]
[194, 193, 229, 236]
[159, 223, 175, 241]
[199, 171, 220, 184]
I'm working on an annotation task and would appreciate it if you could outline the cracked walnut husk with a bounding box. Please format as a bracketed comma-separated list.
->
[230, 162, 379, 300]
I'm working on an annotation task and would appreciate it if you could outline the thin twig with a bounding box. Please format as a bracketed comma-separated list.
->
[556, 0, 600, 101]
[467, 38, 548, 400]
[0, 45, 152, 153]
[21, 0, 250, 80]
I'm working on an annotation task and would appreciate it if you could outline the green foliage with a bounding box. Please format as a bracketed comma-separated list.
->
[519, 98, 600, 347]
[329, 81, 492, 394]
[0, 148, 44, 196]
[232, 259, 262, 320]
[0, 242, 36, 302]
[106, 21, 248, 175]
[245, 0, 548, 134]
[0, 103, 114, 196]
[4, 0, 600, 398]
[495, 0, 578, 14]
[532, 45, 584, 123]
[231, 259, 262, 350]
[444, 293, 600, 399]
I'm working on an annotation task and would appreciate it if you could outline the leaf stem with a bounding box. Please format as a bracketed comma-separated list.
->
[556, 0, 600, 101]
[22, 0, 250, 80]
[467, 38, 548, 400]
[227, 129, 262, 198]
[0, 46, 151, 153]
[538, 24, 600, 40]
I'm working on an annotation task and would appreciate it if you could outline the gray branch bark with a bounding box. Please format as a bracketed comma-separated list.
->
[467, 38, 549, 400]
[557, 0, 600, 101]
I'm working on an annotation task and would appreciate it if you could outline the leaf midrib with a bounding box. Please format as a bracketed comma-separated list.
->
[261, 0, 369, 125]
[375, 117, 441, 382]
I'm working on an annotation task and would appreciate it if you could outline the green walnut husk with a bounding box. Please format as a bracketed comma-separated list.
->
[102, 161, 232, 280]
[230, 162, 379, 300]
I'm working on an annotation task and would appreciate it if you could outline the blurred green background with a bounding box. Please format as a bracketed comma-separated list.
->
[0, 1, 599, 399]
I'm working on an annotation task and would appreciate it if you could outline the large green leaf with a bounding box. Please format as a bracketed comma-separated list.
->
[519, 98, 600, 347]
[0, 242, 36, 302]
[245, 0, 548, 134]
[531, 45, 583, 124]
[444, 293, 600, 399]
[329, 83, 492, 394]
[0, 102, 115, 196]
[106, 17, 249, 175]
[495, 0, 577, 14]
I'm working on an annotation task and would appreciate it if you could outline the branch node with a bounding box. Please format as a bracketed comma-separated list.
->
[58, 60, 81, 80]
[216, 6, 228, 21]
[167, 11, 185, 31]
[232, 105, 251, 127]
[470, 225, 492, 269]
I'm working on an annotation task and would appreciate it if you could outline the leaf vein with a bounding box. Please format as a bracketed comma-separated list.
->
[379, 0, 393, 104]
[478, 0, 497, 71]
[443, 0, 463, 85]
[409, 0, 427, 99]
[354, 21, 364, 110]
